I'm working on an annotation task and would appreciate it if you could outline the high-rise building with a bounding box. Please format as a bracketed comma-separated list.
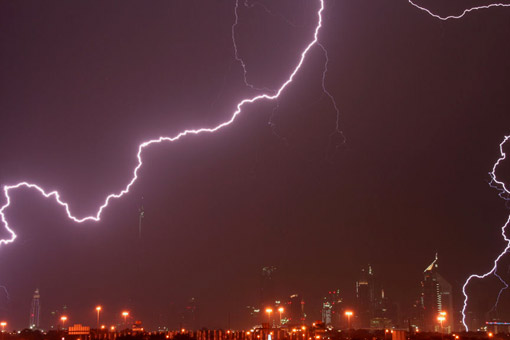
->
[321, 290, 343, 327]
[356, 265, 378, 328]
[181, 297, 198, 330]
[29, 288, 40, 330]
[421, 254, 454, 332]
[287, 294, 305, 326]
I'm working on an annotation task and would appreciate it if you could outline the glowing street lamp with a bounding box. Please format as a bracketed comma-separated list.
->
[96, 306, 102, 328]
[61, 316, 68, 329]
[122, 311, 129, 326]
[345, 311, 353, 329]
[437, 313, 446, 340]
[278, 307, 284, 326]
[0, 322, 6, 332]
[265, 308, 273, 326]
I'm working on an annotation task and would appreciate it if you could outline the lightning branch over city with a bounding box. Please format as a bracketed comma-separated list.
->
[0, 1, 509, 332]
[405, 0, 510, 332]
[0, 0, 331, 246]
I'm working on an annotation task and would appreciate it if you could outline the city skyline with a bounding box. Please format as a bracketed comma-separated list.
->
[6, 258, 470, 332]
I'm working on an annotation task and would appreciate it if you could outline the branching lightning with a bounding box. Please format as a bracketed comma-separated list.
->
[232, 0, 343, 148]
[407, 0, 510, 331]
[461, 136, 510, 331]
[407, 0, 510, 20]
[0, 1, 329, 246]
[1, 1, 509, 330]
[231, 0, 273, 93]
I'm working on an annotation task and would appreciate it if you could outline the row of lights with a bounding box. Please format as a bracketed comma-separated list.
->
[58, 306, 131, 329]
[264, 307, 354, 326]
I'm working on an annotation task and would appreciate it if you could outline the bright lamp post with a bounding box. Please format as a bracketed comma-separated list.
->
[437, 312, 446, 340]
[265, 308, 273, 326]
[96, 306, 102, 329]
[122, 311, 129, 326]
[61, 316, 67, 330]
[344, 311, 353, 329]
[278, 307, 284, 326]
[0, 322, 6, 340]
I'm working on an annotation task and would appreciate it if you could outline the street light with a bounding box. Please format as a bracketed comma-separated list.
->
[0, 322, 6, 333]
[61, 316, 68, 329]
[345, 311, 353, 329]
[437, 315, 446, 340]
[96, 306, 102, 329]
[278, 307, 284, 326]
[265, 308, 273, 326]
[122, 311, 129, 326]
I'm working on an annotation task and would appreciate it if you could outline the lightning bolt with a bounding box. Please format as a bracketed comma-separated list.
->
[0, 286, 9, 301]
[232, 0, 343, 144]
[461, 136, 510, 331]
[0, 1, 329, 246]
[406, 1, 510, 331]
[407, 0, 510, 20]
[232, 0, 276, 93]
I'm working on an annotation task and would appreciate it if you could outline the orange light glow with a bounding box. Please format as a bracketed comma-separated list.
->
[122, 311, 129, 317]
[345, 311, 353, 316]
[265, 308, 273, 314]
[61, 316, 67, 321]
[96, 306, 102, 312]
[488, 333, 493, 338]
[278, 307, 284, 313]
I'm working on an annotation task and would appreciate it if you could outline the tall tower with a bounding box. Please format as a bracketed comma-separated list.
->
[29, 288, 40, 330]
[421, 254, 453, 332]
[356, 265, 378, 328]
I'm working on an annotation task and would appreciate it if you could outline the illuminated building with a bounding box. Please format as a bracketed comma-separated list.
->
[29, 288, 40, 330]
[321, 290, 343, 327]
[181, 297, 198, 330]
[356, 265, 378, 328]
[421, 254, 453, 332]
[287, 294, 305, 326]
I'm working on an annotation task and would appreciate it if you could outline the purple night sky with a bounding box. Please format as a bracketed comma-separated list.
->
[1, 0, 510, 331]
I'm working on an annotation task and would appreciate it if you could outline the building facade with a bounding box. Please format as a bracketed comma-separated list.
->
[29, 288, 40, 330]
[421, 254, 454, 332]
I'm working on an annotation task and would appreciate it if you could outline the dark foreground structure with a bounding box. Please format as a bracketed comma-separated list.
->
[0, 327, 504, 340]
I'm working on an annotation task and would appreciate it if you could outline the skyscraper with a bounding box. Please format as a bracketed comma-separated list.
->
[421, 254, 454, 332]
[356, 265, 377, 328]
[321, 290, 343, 327]
[287, 294, 305, 326]
[29, 288, 40, 330]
